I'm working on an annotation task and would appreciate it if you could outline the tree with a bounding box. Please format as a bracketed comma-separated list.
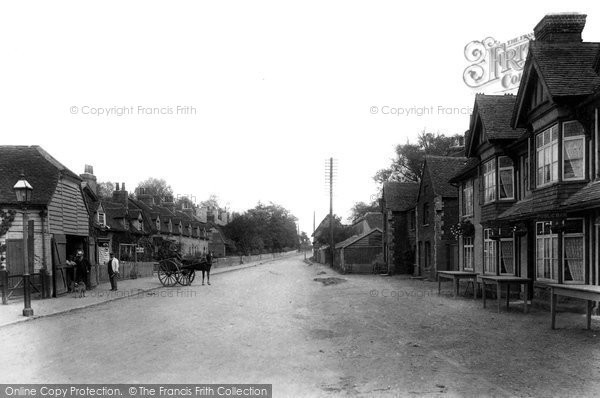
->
[314, 215, 351, 246]
[374, 130, 461, 183]
[200, 194, 221, 209]
[348, 200, 380, 223]
[223, 202, 299, 255]
[135, 178, 173, 198]
[97, 181, 115, 198]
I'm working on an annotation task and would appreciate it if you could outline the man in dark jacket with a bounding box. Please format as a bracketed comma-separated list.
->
[74, 250, 90, 285]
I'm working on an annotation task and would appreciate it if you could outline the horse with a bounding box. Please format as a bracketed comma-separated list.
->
[182, 255, 213, 285]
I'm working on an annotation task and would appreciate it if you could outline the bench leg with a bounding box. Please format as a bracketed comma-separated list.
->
[482, 282, 486, 308]
[551, 289, 557, 330]
[523, 283, 528, 314]
[497, 283, 502, 314]
[587, 300, 593, 330]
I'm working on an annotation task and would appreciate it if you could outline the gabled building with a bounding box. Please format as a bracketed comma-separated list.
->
[415, 155, 468, 280]
[0, 146, 90, 296]
[381, 181, 419, 274]
[451, 13, 600, 304]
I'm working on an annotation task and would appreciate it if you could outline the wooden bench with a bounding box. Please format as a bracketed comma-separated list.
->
[480, 275, 531, 314]
[437, 271, 479, 299]
[547, 284, 600, 330]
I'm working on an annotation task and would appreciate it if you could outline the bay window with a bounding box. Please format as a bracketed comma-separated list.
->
[483, 229, 496, 274]
[563, 219, 585, 283]
[536, 125, 559, 186]
[499, 156, 514, 199]
[463, 236, 474, 271]
[563, 121, 585, 180]
[462, 179, 473, 216]
[483, 160, 496, 203]
[536, 221, 558, 281]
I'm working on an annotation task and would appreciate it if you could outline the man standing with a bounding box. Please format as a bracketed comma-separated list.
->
[107, 252, 119, 291]
[74, 250, 90, 285]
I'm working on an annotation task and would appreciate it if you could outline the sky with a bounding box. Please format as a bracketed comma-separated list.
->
[1, 1, 599, 235]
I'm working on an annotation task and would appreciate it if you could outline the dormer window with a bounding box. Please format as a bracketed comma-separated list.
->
[155, 218, 160, 231]
[178, 222, 182, 233]
[97, 212, 106, 226]
[168, 220, 173, 233]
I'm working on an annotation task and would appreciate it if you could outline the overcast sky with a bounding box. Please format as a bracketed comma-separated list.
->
[1, 1, 599, 234]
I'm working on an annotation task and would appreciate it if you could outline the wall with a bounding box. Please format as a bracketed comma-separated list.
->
[47, 178, 89, 237]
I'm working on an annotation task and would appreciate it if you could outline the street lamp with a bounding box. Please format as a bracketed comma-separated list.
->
[13, 174, 33, 317]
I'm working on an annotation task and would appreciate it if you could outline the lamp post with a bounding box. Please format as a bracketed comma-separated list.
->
[13, 174, 33, 317]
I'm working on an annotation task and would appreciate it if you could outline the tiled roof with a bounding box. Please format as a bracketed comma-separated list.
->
[497, 199, 536, 220]
[530, 41, 600, 97]
[0, 146, 80, 206]
[382, 181, 419, 212]
[363, 212, 383, 230]
[424, 156, 468, 197]
[335, 228, 382, 249]
[561, 181, 600, 210]
[475, 95, 525, 140]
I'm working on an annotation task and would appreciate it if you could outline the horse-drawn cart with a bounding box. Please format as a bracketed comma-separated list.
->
[157, 257, 210, 286]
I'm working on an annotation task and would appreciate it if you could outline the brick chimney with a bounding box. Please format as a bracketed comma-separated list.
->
[534, 13, 586, 43]
[80, 164, 97, 195]
[112, 182, 128, 208]
[137, 187, 155, 206]
[163, 195, 175, 212]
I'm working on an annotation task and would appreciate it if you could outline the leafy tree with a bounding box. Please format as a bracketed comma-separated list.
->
[200, 194, 221, 209]
[314, 215, 352, 246]
[97, 181, 115, 198]
[223, 202, 299, 255]
[348, 200, 380, 223]
[135, 177, 173, 198]
[374, 130, 461, 183]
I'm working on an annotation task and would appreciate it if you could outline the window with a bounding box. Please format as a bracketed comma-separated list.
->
[423, 203, 429, 225]
[563, 121, 585, 181]
[463, 236, 474, 271]
[500, 239, 514, 275]
[462, 179, 473, 216]
[483, 229, 496, 274]
[536, 221, 558, 281]
[520, 155, 531, 199]
[483, 160, 496, 203]
[536, 125, 559, 186]
[97, 212, 106, 226]
[563, 219, 584, 283]
[498, 157, 514, 199]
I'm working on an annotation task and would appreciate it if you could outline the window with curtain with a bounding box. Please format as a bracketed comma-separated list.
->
[536, 221, 558, 281]
[499, 156, 514, 199]
[563, 219, 584, 283]
[500, 239, 514, 274]
[563, 121, 585, 180]
[483, 229, 496, 274]
[536, 125, 559, 186]
[463, 236, 474, 271]
[483, 160, 496, 203]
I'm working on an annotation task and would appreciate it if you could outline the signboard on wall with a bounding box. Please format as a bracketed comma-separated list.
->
[98, 241, 110, 265]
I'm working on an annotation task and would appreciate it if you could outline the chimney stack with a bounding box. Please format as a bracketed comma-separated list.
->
[80, 164, 97, 195]
[112, 182, 128, 208]
[534, 13, 586, 43]
[163, 195, 175, 212]
[137, 187, 155, 206]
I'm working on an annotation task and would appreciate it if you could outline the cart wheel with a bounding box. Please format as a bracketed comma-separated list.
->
[177, 269, 194, 286]
[189, 269, 196, 284]
[158, 260, 178, 287]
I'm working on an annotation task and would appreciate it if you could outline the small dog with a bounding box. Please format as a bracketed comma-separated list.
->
[70, 281, 86, 298]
